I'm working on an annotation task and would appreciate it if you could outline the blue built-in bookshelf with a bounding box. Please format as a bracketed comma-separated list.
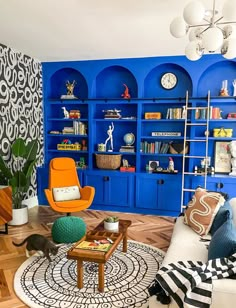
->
[37, 54, 236, 216]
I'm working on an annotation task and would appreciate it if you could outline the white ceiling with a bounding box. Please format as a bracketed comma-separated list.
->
[0, 0, 227, 62]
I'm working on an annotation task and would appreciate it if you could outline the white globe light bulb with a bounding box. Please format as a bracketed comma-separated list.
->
[202, 27, 224, 52]
[222, 38, 236, 59]
[188, 27, 203, 41]
[183, 1, 205, 25]
[222, 0, 236, 21]
[170, 16, 188, 38]
[185, 40, 203, 61]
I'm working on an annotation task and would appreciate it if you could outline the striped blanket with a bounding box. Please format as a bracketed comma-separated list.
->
[149, 254, 236, 308]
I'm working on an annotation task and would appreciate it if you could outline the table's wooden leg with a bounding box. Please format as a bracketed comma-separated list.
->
[98, 263, 104, 292]
[123, 231, 128, 252]
[77, 260, 83, 289]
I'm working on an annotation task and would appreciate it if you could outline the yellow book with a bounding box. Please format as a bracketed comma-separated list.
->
[76, 240, 112, 252]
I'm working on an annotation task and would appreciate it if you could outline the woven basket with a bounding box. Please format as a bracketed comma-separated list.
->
[95, 154, 121, 170]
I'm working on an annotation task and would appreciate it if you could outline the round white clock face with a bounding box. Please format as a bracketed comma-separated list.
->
[161, 73, 177, 90]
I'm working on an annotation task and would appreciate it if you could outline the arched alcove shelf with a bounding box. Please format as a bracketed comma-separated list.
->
[144, 63, 192, 98]
[95, 65, 138, 98]
[197, 61, 236, 97]
[49, 68, 88, 99]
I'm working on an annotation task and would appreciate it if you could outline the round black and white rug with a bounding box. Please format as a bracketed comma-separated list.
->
[14, 240, 164, 308]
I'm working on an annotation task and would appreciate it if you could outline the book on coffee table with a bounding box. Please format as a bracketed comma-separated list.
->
[75, 240, 112, 252]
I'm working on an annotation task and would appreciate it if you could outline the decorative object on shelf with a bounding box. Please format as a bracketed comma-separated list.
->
[104, 122, 114, 152]
[194, 166, 215, 175]
[103, 216, 119, 231]
[81, 139, 87, 151]
[76, 157, 86, 169]
[61, 107, 69, 118]
[74, 142, 81, 150]
[229, 141, 236, 176]
[97, 143, 106, 152]
[160, 72, 177, 89]
[121, 83, 131, 99]
[201, 157, 211, 169]
[144, 112, 162, 119]
[102, 109, 122, 119]
[220, 80, 229, 96]
[69, 110, 80, 119]
[233, 80, 236, 97]
[61, 80, 77, 99]
[120, 159, 135, 172]
[213, 127, 233, 138]
[170, 0, 236, 61]
[49, 130, 60, 134]
[120, 133, 135, 152]
[214, 141, 231, 174]
[148, 160, 159, 171]
[151, 132, 181, 137]
[168, 157, 175, 172]
[227, 113, 236, 119]
[169, 142, 189, 154]
[95, 154, 121, 170]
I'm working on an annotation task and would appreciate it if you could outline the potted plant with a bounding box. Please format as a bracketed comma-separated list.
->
[0, 138, 39, 225]
[104, 216, 119, 231]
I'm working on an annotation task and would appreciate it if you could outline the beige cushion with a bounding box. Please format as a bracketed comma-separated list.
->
[184, 188, 225, 236]
[52, 185, 80, 201]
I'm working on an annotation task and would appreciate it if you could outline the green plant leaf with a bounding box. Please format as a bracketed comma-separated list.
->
[24, 140, 39, 161]
[0, 155, 13, 180]
[11, 138, 27, 157]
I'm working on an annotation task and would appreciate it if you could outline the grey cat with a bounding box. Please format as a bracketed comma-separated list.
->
[12, 234, 59, 262]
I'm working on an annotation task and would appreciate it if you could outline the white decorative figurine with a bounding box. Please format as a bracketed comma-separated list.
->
[229, 141, 236, 176]
[233, 79, 236, 97]
[104, 122, 114, 152]
[62, 107, 69, 118]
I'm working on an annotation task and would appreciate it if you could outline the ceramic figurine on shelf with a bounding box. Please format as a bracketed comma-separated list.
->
[219, 80, 229, 97]
[233, 80, 236, 97]
[168, 157, 175, 172]
[121, 83, 131, 99]
[104, 122, 114, 152]
[61, 107, 69, 118]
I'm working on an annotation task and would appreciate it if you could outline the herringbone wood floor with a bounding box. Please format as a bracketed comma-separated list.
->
[0, 206, 175, 308]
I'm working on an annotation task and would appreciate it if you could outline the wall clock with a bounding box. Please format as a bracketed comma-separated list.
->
[160, 72, 177, 90]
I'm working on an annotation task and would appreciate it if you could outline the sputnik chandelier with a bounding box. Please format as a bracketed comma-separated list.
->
[170, 0, 236, 61]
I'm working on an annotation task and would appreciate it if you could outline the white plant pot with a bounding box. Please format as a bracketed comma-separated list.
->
[104, 221, 119, 231]
[8, 205, 29, 226]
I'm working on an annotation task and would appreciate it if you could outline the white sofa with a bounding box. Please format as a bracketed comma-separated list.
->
[149, 198, 236, 308]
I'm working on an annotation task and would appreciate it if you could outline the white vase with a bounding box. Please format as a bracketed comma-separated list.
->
[8, 204, 29, 226]
[104, 221, 119, 231]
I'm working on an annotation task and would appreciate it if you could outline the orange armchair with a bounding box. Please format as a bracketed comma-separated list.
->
[44, 157, 95, 215]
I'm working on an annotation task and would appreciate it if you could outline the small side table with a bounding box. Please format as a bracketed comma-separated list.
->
[0, 186, 12, 234]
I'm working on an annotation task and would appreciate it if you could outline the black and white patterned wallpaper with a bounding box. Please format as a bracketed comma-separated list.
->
[0, 43, 43, 202]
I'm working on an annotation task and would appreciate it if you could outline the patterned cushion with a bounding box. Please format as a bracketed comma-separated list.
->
[184, 188, 225, 236]
[210, 201, 233, 235]
[52, 185, 80, 201]
[208, 218, 236, 260]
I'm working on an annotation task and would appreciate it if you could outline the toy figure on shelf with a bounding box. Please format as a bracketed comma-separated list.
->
[62, 107, 69, 118]
[104, 122, 114, 152]
[121, 83, 131, 99]
[219, 80, 229, 96]
[81, 139, 87, 151]
[168, 157, 175, 172]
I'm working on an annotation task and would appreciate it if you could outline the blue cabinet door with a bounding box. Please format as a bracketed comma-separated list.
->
[136, 174, 181, 214]
[84, 171, 134, 208]
[192, 176, 236, 200]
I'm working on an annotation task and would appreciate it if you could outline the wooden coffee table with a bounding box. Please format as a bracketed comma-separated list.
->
[67, 219, 131, 292]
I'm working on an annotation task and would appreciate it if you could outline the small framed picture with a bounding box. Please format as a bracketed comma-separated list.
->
[214, 141, 231, 174]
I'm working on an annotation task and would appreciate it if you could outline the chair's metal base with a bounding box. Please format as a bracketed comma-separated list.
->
[0, 223, 8, 234]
